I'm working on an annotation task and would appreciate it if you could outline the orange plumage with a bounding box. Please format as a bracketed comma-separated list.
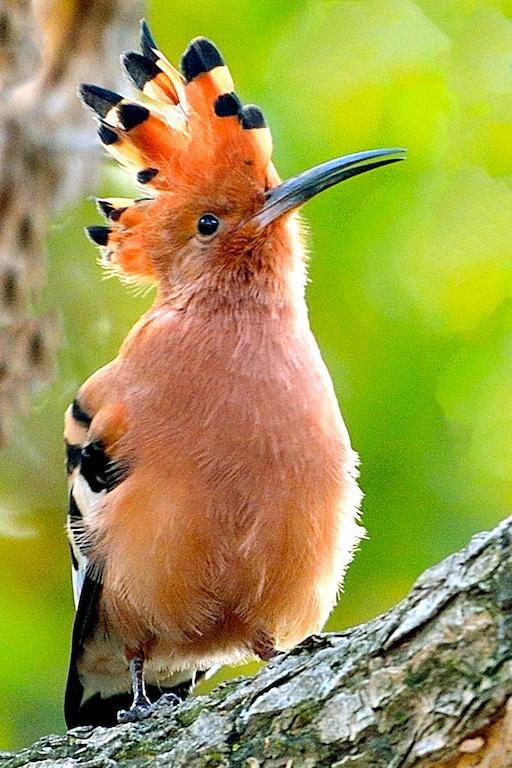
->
[65, 21, 404, 727]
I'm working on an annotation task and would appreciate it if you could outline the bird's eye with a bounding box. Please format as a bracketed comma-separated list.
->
[197, 213, 220, 237]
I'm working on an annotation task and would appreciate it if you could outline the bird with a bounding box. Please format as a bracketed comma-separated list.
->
[64, 19, 405, 729]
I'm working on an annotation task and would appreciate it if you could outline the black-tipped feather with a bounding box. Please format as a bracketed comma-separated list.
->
[96, 199, 116, 219]
[122, 51, 161, 90]
[110, 207, 128, 222]
[85, 226, 110, 246]
[79, 84, 122, 118]
[181, 37, 224, 82]
[64, 570, 102, 728]
[240, 105, 266, 129]
[97, 197, 145, 222]
[214, 92, 242, 117]
[140, 19, 159, 62]
[117, 103, 149, 131]
[137, 168, 158, 184]
[98, 123, 118, 146]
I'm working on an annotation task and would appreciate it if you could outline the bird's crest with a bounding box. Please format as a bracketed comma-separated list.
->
[80, 21, 275, 282]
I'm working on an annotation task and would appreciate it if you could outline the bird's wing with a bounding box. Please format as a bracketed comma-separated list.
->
[65, 393, 129, 600]
[63, 392, 199, 728]
[64, 394, 125, 727]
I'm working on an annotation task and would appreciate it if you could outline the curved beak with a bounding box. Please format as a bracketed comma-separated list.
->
[253, 147, 406, 228]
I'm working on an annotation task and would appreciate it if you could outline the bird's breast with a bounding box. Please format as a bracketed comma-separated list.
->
[123, 308, 350, 494]
[94, 307, 362, 652]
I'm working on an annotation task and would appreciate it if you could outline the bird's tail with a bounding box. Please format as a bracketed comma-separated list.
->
[64, 570, 199, 728]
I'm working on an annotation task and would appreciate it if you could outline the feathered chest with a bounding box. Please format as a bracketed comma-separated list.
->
[104, 307, 348, 477]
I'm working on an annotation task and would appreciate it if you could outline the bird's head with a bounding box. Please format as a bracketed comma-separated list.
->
[82, 22, 405, 307]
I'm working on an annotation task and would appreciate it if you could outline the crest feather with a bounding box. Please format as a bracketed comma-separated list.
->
[181, 37, 224, 82]
[82, 21, 275, 283]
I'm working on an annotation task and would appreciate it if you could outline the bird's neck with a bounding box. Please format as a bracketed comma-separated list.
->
[158, 219, 308, 319]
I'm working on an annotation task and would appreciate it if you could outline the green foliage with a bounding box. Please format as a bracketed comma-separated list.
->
[1, 0, 511, 749]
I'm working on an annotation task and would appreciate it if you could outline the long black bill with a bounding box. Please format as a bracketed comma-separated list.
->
[254, 147, 406, 228]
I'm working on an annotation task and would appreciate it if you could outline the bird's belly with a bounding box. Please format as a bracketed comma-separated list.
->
[97, 327, 363, 663]
[99, 413, 362, 664]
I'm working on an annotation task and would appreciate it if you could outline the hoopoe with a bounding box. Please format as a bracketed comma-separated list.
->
[64, 20, 405, 728]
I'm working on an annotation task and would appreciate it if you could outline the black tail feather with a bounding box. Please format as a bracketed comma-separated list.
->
[64, 570, 102, 728]
[65, 568, 196, 728]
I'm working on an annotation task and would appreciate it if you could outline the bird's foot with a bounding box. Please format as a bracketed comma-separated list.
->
[117, 692, 181, 723]
[156, 692, 181, 708]
[117, 696, 154, 723]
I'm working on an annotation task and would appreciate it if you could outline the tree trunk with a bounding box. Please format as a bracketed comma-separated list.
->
[0, 0, 142, 445]
[2, 516, 512, 767]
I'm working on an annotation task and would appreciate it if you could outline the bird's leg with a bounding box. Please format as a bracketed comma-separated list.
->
[117, 655, 153, 723]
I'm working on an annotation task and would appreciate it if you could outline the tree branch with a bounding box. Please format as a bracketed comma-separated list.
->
[2, 517, 512, 768]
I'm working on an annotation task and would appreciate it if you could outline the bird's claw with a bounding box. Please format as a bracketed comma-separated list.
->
[156, 692, 181, 708]
[117, 692, 180, 723]
[117, 699, 154, 723]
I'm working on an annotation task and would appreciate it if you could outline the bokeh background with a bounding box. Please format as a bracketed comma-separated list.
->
[2, 0, 512, 750]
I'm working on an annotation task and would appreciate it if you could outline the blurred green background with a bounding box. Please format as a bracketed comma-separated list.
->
[2, 0, 512, 750]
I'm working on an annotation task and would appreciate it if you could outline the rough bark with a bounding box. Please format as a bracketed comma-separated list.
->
[2, 517, 512, 767]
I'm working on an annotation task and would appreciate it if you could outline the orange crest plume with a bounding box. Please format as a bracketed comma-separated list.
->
[80, 21, 275, 283]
